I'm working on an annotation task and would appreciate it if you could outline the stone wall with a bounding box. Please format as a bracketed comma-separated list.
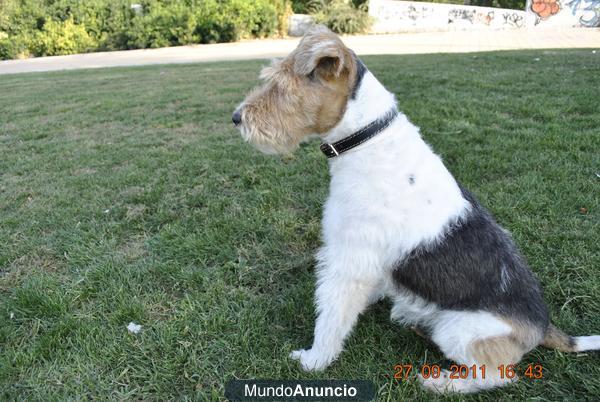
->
[369, 0, 528, 33]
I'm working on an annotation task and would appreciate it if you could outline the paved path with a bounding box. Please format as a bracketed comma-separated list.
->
[0, 27, 598, 75]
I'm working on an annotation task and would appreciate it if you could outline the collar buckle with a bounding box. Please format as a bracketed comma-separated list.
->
[327, 143, 339, 156]
[320, 107, 398, 159]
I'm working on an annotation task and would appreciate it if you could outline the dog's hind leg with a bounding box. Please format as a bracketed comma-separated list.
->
[290, 271, 380, 371]
[419, 338, 520, 393]
[419, 311, 542, 393]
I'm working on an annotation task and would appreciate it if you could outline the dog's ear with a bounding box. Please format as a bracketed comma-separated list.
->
[293, 27, 349, 81]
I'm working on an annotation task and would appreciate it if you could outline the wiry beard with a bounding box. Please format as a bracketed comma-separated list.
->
[238, 121, 297, 155]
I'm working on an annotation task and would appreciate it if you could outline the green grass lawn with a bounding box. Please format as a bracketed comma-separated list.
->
[1, 49, 599, 401]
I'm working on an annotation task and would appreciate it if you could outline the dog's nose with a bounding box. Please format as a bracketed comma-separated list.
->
[232, 110, 242, 126]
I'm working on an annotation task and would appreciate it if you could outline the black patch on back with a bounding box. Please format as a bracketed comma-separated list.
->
[350, 57, 367, 100]
[392, 185, 549, 328]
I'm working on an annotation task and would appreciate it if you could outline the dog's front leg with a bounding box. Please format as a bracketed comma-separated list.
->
[290, 269, 378, 371]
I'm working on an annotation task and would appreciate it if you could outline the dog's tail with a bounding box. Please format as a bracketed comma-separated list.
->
[541, 324, 600, 352]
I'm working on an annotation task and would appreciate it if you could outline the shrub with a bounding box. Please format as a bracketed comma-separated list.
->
[0, 32, 32, 59]
[293, 0, 367, 14]
[193, 0, 235, 43]
[292, 0, 311, 13]
[120, 0, 281, 48]
[192, 0, 279, 44]
[0, 1, 14, 32]
[223, 0, 279, 40]
[0, 0, 289, 60]
[31, 17, 96, 56]
[44, 0, 133, 49]
[126, 2, 199, 48]
[275, 0, 294, 37]
[310, 0, 372, 34]
[0, 0, 45, 35]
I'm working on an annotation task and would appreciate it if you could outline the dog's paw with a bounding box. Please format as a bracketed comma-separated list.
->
[289, 348, 332, 372]
[418, 369, 513, 394]
[418, 370, 453, 394]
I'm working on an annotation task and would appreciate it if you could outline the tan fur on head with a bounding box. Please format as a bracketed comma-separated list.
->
[235, 25, 358, 154]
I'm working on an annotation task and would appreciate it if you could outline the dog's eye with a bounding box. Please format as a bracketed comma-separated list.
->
[307, 69, 316, 81]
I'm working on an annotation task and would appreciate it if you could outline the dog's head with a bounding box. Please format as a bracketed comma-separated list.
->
[232, 26, 360, 154]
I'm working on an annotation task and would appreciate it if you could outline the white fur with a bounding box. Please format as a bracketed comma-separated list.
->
[322, 72, 470, 271]
[389, 294, 517, 392]
[291, 72, 473, 372]
[499, 264, 511, 293]
[575, 335, 600, 351]
[391, 297, 514, 365]
[390, 291, 439, 327]
[430, 310, 511, 365]
[419, 368, 516, 394]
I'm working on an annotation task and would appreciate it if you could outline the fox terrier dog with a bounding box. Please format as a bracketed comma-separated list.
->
[232, 26, 599, 393]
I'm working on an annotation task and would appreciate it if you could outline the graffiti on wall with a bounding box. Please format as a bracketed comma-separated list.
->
[565, 0, 600, 26]
[369, 0, 600, 31]
[503, 12, 525, 27]
[527, 0, 600, 25]
[531, 0, 561, 19]
[476, 11, 495, 24]
[368, 0, 528, 33]
[405, 5, 435, 21]
[447, 9, 496, 25]
[369, 0, 599, 30]
[448, 9, 476, 23]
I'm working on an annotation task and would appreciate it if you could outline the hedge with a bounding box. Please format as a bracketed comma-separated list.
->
[0, 0, 289, 60]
